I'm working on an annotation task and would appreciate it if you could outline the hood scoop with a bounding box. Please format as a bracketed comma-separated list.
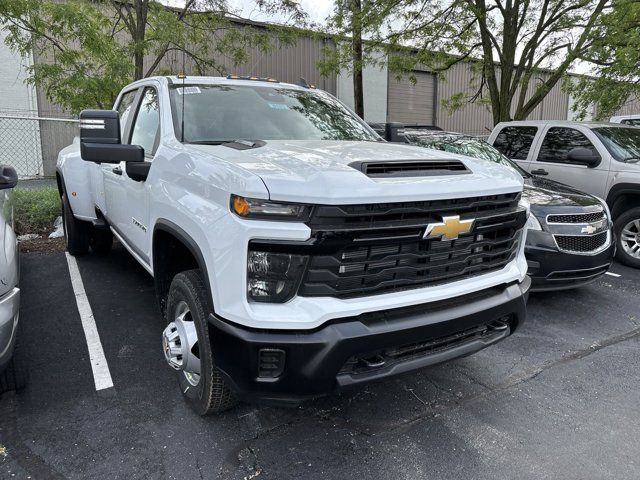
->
[351, 159, 470, 177]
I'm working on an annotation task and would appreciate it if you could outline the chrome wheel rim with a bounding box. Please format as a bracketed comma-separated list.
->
[162, 300, 201, 386]
[621, 219, 640, 259]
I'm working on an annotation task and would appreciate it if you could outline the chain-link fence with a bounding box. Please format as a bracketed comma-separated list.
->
[0, 114, 79, 178]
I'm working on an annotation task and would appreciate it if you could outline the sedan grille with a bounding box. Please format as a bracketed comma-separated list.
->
[547, 210, 605, 224]
[555, 232, 609, 253]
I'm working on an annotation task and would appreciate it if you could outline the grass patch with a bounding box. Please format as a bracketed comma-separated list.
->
[13, 187, 61, 235]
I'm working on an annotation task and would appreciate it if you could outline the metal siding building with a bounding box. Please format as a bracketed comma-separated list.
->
[386, 70, 436, 124]
[20, 18, 640, 176]
[435, 63, 494, 135]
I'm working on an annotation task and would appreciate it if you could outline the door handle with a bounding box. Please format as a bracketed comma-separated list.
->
[112, 166, 123, 175]
[531, 169, 548, 176]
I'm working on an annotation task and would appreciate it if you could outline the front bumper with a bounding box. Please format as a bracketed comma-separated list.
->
[208, 277, 531, 405]
[525, 231, 615, 292]
[0, 287, 20, 370]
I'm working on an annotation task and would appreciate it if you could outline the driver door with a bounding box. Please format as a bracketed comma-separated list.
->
[102, 88, 139, 243]
[531, 126, 611, 198]
[104, 87, 160, 265]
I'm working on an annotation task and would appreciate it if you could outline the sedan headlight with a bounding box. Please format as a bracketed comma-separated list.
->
[526, 214, 542, 231]
[247, 249, 307, 302]
[231, 195, 311, 221]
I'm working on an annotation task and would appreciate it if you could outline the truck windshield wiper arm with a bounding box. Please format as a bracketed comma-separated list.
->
[186, 140, 235, 145]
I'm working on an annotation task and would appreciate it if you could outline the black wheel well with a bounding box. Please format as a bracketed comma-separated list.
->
[55, 171, 64, 197]
[611, 193, 640, 220]
[152, 223, 211, 316]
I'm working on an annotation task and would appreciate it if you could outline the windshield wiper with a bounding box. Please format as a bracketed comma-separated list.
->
[622, 156, 640, 163]
[186, 140, 234, 145]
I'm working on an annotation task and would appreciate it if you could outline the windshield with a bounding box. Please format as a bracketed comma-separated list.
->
[169, 84, 378, 143]
[593, 126, 640, 162]
[405, 133, 531, 177]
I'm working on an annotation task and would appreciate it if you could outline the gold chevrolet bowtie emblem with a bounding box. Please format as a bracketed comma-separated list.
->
[424, 215, 475, 241]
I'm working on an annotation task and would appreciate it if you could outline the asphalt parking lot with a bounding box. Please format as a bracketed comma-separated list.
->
[1, 247, 639, 480]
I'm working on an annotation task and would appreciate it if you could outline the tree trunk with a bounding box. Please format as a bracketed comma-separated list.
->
[132, 0, 148, 80]
[351, 0, 364, 119]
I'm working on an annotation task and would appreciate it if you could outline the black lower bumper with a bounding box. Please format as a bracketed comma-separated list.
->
[525, 237, 615, 292]
[208, 277, 531, 405]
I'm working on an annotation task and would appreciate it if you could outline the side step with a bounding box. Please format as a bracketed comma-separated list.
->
[92, 217, 109, 230]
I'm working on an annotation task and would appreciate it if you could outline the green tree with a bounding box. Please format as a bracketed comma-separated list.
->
[318, 0, 393, 119]
[568, 0, 640, 119]
[376, 0, 609, 124]
[0, 0, 305, 113]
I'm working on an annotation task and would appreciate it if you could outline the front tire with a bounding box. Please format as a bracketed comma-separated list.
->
[163, 269, 236, 415]
[61, 194, 89, 256]
[615, 207, 640, 268]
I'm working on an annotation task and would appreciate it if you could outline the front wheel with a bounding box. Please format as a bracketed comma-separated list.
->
[162, 269, 236, 415]
[615, 207, 640, 268]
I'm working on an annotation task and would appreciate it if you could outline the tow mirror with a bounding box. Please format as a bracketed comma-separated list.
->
[79, 109, 144, 164]
[567, 147, 601, 168]
[0, 165, 18, 190]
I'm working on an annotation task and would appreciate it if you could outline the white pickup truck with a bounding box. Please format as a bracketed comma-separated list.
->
[57, 76, 531, 414]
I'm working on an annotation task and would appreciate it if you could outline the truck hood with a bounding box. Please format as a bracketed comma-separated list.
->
[190, 140, 524, 204]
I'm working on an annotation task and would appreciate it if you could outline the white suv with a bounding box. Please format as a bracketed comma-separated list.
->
[488, 120, 640, 267]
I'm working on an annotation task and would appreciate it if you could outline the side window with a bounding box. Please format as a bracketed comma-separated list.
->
[492, 126, 538, 160]
[621, 119, 640, 126]
[537, 127, 598, 164]
[129, 87, 160, 157]
[116, 90, 137, 136]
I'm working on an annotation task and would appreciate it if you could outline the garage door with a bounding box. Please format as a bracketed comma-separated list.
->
[387, 71, 436, 124]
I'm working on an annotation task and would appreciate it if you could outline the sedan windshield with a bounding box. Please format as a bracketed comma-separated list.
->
[593, 126, 640, 162]
[405, 133, 531, 177]
[169, 84, 378, 143]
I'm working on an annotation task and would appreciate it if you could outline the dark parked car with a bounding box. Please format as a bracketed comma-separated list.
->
[403, 130, 615, 291]
[0, 164, 23, 393]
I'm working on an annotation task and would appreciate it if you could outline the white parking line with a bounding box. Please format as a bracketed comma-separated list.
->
[65, 252, 114, 391]
[605, 272, 622, 278]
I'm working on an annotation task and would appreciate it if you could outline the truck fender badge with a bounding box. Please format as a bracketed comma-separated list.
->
[132, 217, 147, 232]
[424, 215, 475, 241]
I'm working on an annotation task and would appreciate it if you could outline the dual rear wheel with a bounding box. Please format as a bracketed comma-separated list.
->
[61, 194, 112, 256]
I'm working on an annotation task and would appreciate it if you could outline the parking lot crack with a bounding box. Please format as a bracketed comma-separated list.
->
[370, 326, 640, 435]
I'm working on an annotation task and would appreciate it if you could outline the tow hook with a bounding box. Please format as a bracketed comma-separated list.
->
[360, 354, 386, 368]
[488, 317, 510, 331]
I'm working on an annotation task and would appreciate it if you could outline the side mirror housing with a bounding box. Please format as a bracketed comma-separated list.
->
[567, 147, 601, 168]
[79, 109, 145, 164]
[385, 122, 406, 143]
[0, 165, 18, 190]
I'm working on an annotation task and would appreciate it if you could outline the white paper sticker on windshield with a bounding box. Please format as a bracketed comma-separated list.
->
[176, 86, 201, 95]
[268, 102, 289, 110]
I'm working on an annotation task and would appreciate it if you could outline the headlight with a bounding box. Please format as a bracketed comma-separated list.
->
[526, 214, 542, 231]
[247, 249, 307, 302]
[231, 195, 310, 220]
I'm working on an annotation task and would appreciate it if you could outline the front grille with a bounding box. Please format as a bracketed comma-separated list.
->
[547, 210, 604, 224]
[354, 160, 469, 177]
[298, 193, 525, 298]
[555, 232, 608, 253]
